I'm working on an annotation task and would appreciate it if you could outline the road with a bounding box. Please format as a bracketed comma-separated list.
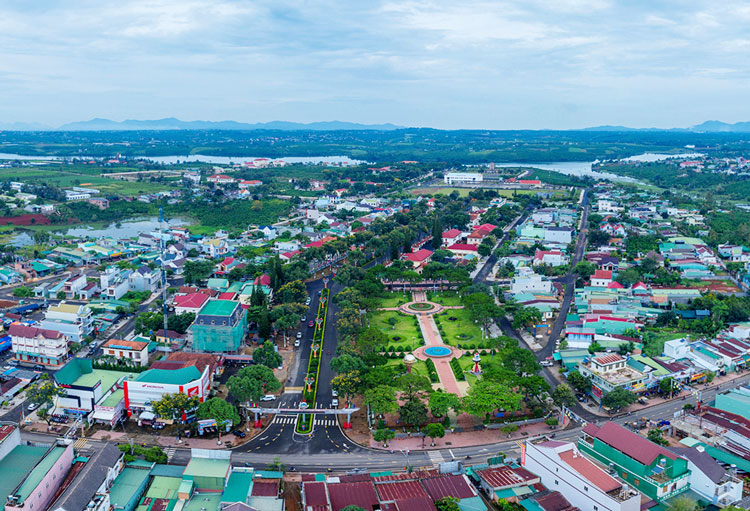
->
[21, 373, 748, 471]
[473, 211, 528, 285]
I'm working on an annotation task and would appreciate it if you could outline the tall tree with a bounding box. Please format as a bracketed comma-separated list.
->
[432, 217, 443, 249]
[253, 341, 282, 368]
[428, 391, 462, 419]
[422, 423, 445, 446]
[197, 397, 241, 428]
[258, 308, 271, 339]
[462, 380, 522, 419]
[227, 365, 281, 404]
[152, 393, 200, 421]
[364, 385, 398, 416]
[551, 383, 576, 409]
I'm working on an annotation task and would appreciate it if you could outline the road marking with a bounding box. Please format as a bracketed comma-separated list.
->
[164, 447, 176, 462]
[427, 450, 444, 465]
[448, 449, 455, 459]
[73, 438, 89, 450]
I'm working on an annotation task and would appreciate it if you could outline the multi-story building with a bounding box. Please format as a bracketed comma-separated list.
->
[100, 267, 132, 300]
[444, 172, 483, 185]
[63, 273, 88, 299]
[190, 299, 248, 352]
[128, 265, 160, 293]
[524, 439, 640, 511]
[102, 338, 150, 367]
[9, 323, 69, 367]
[578, 354, 648, 404]
[578, 422, 690, 502]
[54, 358, 125, 415]
[668, 446, 743, 507]
[40, 302, 94, 343]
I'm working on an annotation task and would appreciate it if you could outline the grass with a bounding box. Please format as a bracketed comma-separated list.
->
[642, 328, 691, 357]
[0, 168, 174, 195]
[434, 308, 483, 347]
[427, 291, 462, 307]
[375, 292, 411, 308]
[385, 358, 430, 380]
[409, 186, 565, 198]
[369, 310, 423, 350]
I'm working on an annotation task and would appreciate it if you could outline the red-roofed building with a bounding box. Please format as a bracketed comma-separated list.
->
[475, 466, 540, 497]
[103, 338, 150, 366]
[239, 180, 262, 188]
[441, 228, 463, 247]
[174, 292, 210, 315]
[524, 439, 640, 511]
[518, 179, 542, 187]
[327, 481, 379, 511]
[375, 480, 428, 502]
[446, 243, 478, 257]
[590, 269, 613, 287]
[475, 223, 498, 233]
[533, 249, 566, 267]
[579, 422, 690, 502]
[207, 174, 235, 185]
[403, 249, 433, 270]
[466, 230, 488, 245]
[305, 236, 338, 249]
[9, 323, 69, 367]
[420, 474, 477, 501]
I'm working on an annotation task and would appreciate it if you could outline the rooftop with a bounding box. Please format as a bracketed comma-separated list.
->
[583, 422, 679, 466]
[135, 366, 202, 385]
[198, 299, 239, 317]
[0, 445, 48, 504]
[12, 446, 67, 504]
[184, 456, 230, 479]
[110, 466, 151, 509]
[558, 449, 620, 493]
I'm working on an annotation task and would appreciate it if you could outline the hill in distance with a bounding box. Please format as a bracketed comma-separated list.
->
[56, 117, 403, 131]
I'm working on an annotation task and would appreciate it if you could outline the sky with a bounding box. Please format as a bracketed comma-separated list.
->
[2, 0, 750, 129]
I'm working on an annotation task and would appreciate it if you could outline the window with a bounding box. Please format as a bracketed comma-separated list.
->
[555, 467, 558, 472]
[555, 480, 558, 485]
[584, 486, 588, 492]
[594, 507, 598, 510]
[634, 479, 639, 486]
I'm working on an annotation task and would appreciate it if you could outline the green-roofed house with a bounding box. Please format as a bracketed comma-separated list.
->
[4, 442, 75, 511]
[110, 464, 153, 511]
[183, 455, 231, 491]
[714, 386, 750, 418]
[221, 469, 254, 505]
[190, 299, 248, 352]
[54, 358, 125, 415]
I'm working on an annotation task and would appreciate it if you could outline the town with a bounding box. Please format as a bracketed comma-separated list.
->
[0, 148, 746, 511]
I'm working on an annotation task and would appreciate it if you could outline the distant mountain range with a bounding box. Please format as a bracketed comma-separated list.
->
[3, 117, 750, 132]
[0, 117, 402, 131]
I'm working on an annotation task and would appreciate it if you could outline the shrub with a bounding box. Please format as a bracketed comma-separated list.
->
[449, 358, 466, 381]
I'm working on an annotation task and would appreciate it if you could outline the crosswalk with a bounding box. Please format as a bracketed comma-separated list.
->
[73, 438, 89, 451]
[272, 415, 338, 427]
[427, 450, 444, 465]
[164, 447, 176, 462]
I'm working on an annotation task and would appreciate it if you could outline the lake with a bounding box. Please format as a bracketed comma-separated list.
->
[0, 152, 362, 165]
[492, 161, 638, 182]
[63, 217, 190, 239]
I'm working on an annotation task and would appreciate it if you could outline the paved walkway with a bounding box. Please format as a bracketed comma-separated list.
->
[412, 298, 464, 396]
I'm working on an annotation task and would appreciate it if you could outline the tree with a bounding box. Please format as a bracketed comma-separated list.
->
[659, 377, 678, 395]
[152, 393, 200, 421]
[396, 373, 432, 402]
[587, 341, 603, 354]
[373, 428, 395, 447]
[664, 496, 696, 511]
[12, 286, 32, 298]
[253, 341, 282, 368]
[573, 260, 596, 279]
[56, 290, 66, 300]
[512, 306, 542, 329]
[341, 507, 366, 511]
[330, 354, 366, 375]
[566, 371, 592, 394]
[601, 387, 637, 411]
[364, 385, 398, 416]
[277, 280, 307, 304]
[26, 374, 65, 424]
[227, 365, 281, 404]
[429, 391, 462, 418]
[331, 372, 362, 405]
[387, 317, 398, 330]
[197, 397, 241, 428]
[647, 428, 669, 446]
[551, 383, 576, 409]
[616, 268, 641, 288]
[257, 308, 271, 339]
[498, 346, 541, 376]
[431, 218, 443, 250]
[435, 497, 460, 511]
[422, 423, 445, 446]
[183, 260, 215, 284]
[462, 380, 523, 419]
[400, 400, 428, 426]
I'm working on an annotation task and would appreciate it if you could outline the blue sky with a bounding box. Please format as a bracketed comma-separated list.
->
[2, 0, 750, 129]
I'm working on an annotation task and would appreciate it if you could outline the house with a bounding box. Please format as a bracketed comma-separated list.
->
[88, 197, 110, 209]
[9, 323, 70, 368]
[441, 228, 463, 247]
[54, 359, 125, 418]
[590, 270, 613, 288]
[667, 446, 743, 507]
[63, 273, 88, 299]
[511, 271, 552, 295]
[47, 444, 123, 511]
[102, 338, 150, 367]
[128, 265, 160, 293]
[577, 353, 647, 403]
[544, 227, 573, 245]
[190, 299, 248, 352]
[523, 439, 640, 511]
[100, 267, 132, 300]
[200, 237, 231, 257]
[446, 243, 479, 258]
[474, 465, 540, 502]
[40, 302, 94, 343]
[403, 248, 433, 270]
[207, 174, 235, 185]
[533, 250, 566, 267]
[79, 281, 100, 300]
[238, 179, 262, 188]
[579, 422, 690, 502]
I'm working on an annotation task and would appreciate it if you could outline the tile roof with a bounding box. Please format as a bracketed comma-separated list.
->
[251, 480, 279, 497]
[103, 338, 149, 351]
[8, 323, 63, 339]
[592, 353, 624, 365]
[587, 422, 679, 466]
[558, 449, 620, 493]
[375, 480, 428, 501]
[420, 474, 475, 500]
[394, 496, 436, 511]
[404, 249, 433, 262]
[442, 228, 462, 238]
[447, 243, 478, 252]
[303, 481, 328, 506]
[668, 447, 725, 484]
[327, 481, 379, 511]
[174, 292, 210, 309]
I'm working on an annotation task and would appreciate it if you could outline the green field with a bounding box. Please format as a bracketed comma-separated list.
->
[369, 310, 423, 350]
[385, 358, 430, 379]
[375, 292, 412, 308]
[409, 186, 564, 198]
[0, 168, 174, 195]
[434, 308, 484, 347]
[427, 291, 462, 307]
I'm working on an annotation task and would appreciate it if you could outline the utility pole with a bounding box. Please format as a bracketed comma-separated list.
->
[159, 207, 169, 347]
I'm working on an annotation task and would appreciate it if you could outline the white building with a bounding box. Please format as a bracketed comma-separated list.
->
[510, 270, 552, 294]
[128, 265, 160, 293]
[100, 267, 132, 300]
[40, 302, 94, 343]
[670, 446, 743, 507]
[523, 439, 641, 511]
[544, 227, 573, 244]
[444, 172, 483, 185]
[597, 199, 624, 213]
[65, 191, 92, 201]
[102, 338, 150, 367]
[8, 324, 70, 368]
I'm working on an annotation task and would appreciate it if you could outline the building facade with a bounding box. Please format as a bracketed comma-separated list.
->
[190, 299, 248, 352]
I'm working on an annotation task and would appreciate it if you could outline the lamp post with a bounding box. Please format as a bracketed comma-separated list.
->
[305, 376, 315, 393]
[312, 343, 320, 358]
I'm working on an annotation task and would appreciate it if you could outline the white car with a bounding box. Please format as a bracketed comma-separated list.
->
[294, 340, 301, 347]
[261, 395, 276, 402]
[331, 390, 338, 398]
[296, 332, 303, 339]
[306, 297, 312, 305]
[27, 402, 39, 411]
[331, 398, 339, 407]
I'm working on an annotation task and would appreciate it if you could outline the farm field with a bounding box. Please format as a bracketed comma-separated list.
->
[0, 168, 174, 195]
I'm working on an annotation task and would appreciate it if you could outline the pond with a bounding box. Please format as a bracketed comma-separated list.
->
[424, 346, 452, 358]
[63, 217, 190, 239]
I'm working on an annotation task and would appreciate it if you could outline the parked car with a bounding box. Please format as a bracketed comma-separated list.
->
[575, 393, 586, 402]
[331, 390, 338, 398]
[305, 297, 311, 305]
[331, 398, 339, 407]
[296, 332, 303, 339]
[232, 430, 247, 438]
[294, 340, 301, 347]
[27, 402, 39, 411]
[261, 395, 276, 402]
[33, 364, 45, 371]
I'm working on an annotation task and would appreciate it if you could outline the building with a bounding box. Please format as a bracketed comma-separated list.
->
[444, 172, 483, 185]
[590, 270, 613, 288]
[123, 353, 217, 416]
[128, 265, 160, 293]
[47, 443, 123, 511]
[403, 248, 433, 270]
[190, 299, 248, 352]
[3, 440, 75, 511]
[533, 250, 567, 267]
[667, 446, 743, 507]
[577, 354, 647, 403]
[102, 338, 150, 367]
[88, 197, 110, 209]
[40, 301, 94, 343]
[63, 273, 88, 299]
[446, 243, 479, 257]
[100, 267, 132, 300]
[474, 464, 540, 502]
[578, 422, 690, 502]
[441, 228, 463, 247]
[54, 359, 125, 415]
[9, 323, 70, 367]
[523, 439, 640, 511]
[511, 271, 552, 295]
[207, 174, 235, 185]
[174, 292, 210, 315]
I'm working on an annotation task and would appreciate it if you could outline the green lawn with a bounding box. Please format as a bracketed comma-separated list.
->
[0, 168, 174, 195]
[385, 358, 430, 379]
[642, 329, 691, 357]
[369, 310, 423, 350]
[434, 308, 484, 347]
[375, 292, 411, 308]
[427, 291, 462, 307]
